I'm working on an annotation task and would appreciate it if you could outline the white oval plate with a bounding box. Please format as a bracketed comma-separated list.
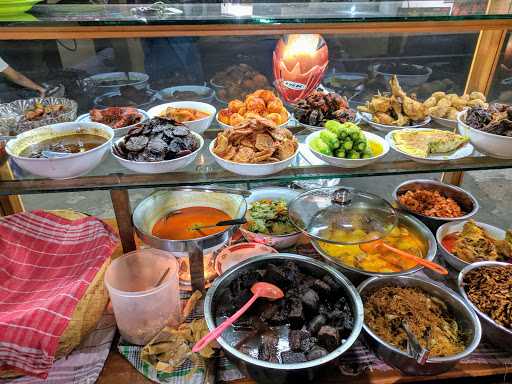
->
[359, 112, 431, 132]
[385, 128, 474, 164]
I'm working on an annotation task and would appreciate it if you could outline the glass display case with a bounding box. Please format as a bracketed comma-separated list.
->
[0, 2, 512, 383]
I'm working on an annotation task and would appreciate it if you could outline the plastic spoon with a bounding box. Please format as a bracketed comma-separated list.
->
[192, 282, 284, 353]
[359, 240, 448, 275]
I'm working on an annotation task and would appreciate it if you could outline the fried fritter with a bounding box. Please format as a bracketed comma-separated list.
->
[213, 117, 298, 164]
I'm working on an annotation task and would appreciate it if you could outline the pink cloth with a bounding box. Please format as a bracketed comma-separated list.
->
[0, 210, 118, 378]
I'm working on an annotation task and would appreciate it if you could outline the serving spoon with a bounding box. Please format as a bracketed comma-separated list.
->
[190, 218, 246, 231]
[402, 321, 431, 364]
[359, 240, 448, 275]
[192, 282, 284, 353]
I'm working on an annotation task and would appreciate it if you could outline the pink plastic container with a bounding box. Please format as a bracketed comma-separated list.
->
[105, 248, 180, 345]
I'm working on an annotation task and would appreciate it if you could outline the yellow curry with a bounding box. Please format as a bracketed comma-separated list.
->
[319, 225, 426, 273]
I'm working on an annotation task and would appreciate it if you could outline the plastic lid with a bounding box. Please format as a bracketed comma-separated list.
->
[288, 187, 398, 245]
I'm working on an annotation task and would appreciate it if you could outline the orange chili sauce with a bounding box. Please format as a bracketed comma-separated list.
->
[152, 206, 231, 240]
[442, 232, 459, 253]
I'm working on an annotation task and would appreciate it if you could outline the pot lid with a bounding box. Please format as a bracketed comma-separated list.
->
[288, 187, 398, 245]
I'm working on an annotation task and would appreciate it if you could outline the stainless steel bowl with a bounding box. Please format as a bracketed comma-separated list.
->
[311, 213, 437, 284]
[392, 179, 479, 232]
[204, 253, 364, 384]
[132, 187, 248, 254]
[358, 275, 482, 376]
[133, 187, 248, 290]
[457, 261, 512, 348]
[436, 221, 507, 272]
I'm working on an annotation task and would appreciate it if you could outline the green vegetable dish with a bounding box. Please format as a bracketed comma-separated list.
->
[246, 199, 297, 235]
[310, 120, 375, 159]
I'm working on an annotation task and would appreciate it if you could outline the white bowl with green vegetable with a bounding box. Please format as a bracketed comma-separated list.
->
[239, 187, 302, 250]
[306, 120, 390, 168]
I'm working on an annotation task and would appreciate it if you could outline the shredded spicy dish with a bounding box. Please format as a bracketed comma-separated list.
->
[464, 266, 512, 330]
[364, 286, 465, 357]
[398, 189, 464, 218]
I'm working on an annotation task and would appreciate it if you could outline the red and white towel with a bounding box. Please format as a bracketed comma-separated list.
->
[0, 210, 118, 378]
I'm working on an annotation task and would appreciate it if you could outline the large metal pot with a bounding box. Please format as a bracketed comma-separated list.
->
[358, 275, 481, 376]
[311, 213, 437, 285]
[392, 179, 479, 233]
[132, 187, 248, 290]
[457, 261, 512, 349]
[204, 253, 364, 384]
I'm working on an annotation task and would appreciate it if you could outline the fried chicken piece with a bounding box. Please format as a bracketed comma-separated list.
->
[403, 97, 427, 121]
[390, 75, 406, 99]
[373, 112, 394, 125]
[370, 96, 392, 113]
[390, 95, 402, 117]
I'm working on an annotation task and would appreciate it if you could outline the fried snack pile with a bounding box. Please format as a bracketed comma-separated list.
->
[218, 89, 289, 127]
[358, 75, 427, 126]
[364, 286, 465, 357]
[464, 265, 512, 330]
[398, 189, 464, 218]
[141, 291, 217, 374]
[424, 91, 487, 120]
[213, 116, 298, 163]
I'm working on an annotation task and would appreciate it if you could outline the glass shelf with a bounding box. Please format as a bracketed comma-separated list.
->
[2, 124, 512, 196]
[2, 1, 512, 27]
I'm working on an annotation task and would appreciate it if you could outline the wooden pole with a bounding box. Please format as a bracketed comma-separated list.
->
[110, 189, 136, 253]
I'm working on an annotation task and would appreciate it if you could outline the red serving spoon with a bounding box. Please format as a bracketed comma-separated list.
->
[359, 240, 448, 275]
[192, 282, 284, 353]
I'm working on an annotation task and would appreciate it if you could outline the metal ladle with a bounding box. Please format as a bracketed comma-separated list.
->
[402, 321, 431, 365]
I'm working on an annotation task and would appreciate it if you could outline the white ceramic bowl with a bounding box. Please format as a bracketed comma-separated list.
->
[385, 128, 474, 164]
[216, 111, 290, 130]
[436, 220, 507, 272]
[147, 101, 216, 134]
[112, 132, 204, 174]
[457, 110, 512, 159]
[76, 109, 149, 138]
[359, 112, 431, 132]
[6, 122, 113, 179]
[305, 130, 389, 168]
[240, 187, 302, 250]
[209, 139, 299, 176]
[154, 85, 215, 103]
